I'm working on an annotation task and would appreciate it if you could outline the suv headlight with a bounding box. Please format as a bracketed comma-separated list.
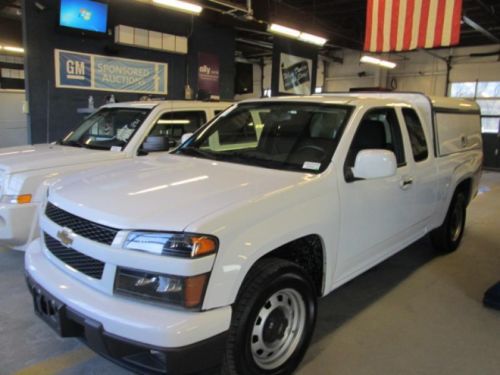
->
[114, 268, 208, 309]
[0, 194, 32, 204]
[124, 232, 218, 258]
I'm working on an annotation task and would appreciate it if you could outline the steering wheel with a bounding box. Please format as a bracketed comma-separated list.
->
[294, 144, 327, 160]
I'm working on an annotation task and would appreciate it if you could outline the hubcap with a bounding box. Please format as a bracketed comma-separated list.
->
[450, 200, 464, 242]
[250, 288, 306, 370]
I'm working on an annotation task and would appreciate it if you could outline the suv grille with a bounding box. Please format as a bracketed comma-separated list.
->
[44, 233, 105, 279]
[45, 202, 119, 245]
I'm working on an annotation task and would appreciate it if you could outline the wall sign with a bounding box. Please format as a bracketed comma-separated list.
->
[279, 53, 312, 95]
[197, 52, 220, 98]
[54, 49, 168, 94]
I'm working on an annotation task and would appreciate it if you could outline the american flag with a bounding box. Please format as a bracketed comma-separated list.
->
[364, 0, 463, 52]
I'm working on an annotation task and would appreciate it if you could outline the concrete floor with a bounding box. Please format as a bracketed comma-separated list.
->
[1, 171, 499, 375]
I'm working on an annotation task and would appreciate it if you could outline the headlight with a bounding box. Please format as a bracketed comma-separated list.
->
[114, 267, 209, 308]
[124, 232, 218, 258]
[0, 194, 32, 204]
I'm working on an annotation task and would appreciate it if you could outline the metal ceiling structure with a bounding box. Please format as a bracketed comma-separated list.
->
[1, 0, 498, 56]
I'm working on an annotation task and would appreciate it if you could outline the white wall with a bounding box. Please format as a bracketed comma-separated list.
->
[0, 90, 28, 148]
[325, 44, 500, 96]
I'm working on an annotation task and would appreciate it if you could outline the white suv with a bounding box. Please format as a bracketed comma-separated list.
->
[0, 100, 231, 250]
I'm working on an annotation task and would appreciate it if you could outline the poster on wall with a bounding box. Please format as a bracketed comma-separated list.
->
[55, 49, 168, 95]
[279, 53, 312, 95]
[198, 52, 220, 99]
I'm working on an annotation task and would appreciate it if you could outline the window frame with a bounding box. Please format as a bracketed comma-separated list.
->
[401, 107, 429, 162]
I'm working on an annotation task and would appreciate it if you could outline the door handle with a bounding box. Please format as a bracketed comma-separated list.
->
[400, 177, 413, 190]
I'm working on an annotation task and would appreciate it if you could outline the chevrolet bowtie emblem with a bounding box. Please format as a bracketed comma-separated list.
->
[57, 228, 74, 248]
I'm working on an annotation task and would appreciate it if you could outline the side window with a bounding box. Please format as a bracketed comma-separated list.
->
[402, 108, 428, 162]
[149, 111, 207, 141]
[345, 108, 406, 179]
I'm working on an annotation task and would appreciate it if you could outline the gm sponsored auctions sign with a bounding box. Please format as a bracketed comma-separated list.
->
[55, 49, 168, 94]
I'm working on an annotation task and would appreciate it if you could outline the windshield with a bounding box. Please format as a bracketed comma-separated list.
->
[176, 102, 352, 173]
[61, 108, 151, 150]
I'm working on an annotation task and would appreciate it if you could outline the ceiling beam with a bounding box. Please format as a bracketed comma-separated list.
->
[462, 15, 500, 43]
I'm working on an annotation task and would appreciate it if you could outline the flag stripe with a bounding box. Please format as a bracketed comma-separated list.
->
[441, 0, 455, 45]
[364, 0, 374, 51]
[425, 0, 439, 47]
[383, 0, 393, 51]
[418, 0, 431, 48]
[396, 0, 407, 51]
[403, 0, 415, 50]
[390, 0, 400, 51]
[450, 0, 462, 44]
[433, 0, 447, 47]
[371, 0, 380, 51]
[377, 0, 386, 52]
[410, 0, 423, 49]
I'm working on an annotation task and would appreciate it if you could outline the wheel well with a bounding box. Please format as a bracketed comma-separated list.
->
[456, 178, 472, 205]
[262, 235, 324, 296]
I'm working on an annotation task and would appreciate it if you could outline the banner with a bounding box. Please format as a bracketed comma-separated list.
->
[279, 53, 312, 95]
[55, 49, 168, 94]
[198, 52, 220, 98]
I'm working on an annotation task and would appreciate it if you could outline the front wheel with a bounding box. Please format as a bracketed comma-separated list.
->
[222, 258, 317, 375]
[430, 191, 467, 253]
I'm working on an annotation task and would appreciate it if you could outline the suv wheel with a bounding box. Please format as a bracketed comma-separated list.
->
[222, 258, 317, 375]
[430, 190, 467, 253]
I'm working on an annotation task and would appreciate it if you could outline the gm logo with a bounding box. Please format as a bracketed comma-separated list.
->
[66, 59, 86, 80]
[58, 51, 91, 87]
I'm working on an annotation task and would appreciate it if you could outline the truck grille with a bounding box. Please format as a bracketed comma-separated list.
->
[45, 202, 119, 245]
[44, 233, 105, 279]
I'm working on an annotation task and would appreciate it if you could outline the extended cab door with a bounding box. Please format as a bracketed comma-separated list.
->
[336, 107, 417, 278]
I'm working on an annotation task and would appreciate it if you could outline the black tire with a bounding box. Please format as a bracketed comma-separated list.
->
[430, 191, 467, 253]
[221, 258, 317, 375]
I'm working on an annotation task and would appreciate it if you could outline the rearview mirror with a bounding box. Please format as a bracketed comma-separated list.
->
[181, 133, 193, 145]
[352, 149, 397, 180]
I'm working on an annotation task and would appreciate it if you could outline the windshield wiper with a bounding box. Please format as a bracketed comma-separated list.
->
[178, 147, 218, 160]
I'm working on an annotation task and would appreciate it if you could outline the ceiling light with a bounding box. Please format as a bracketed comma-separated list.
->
[269, 23, 301, 38]
[360, 55, 396, 69]
[3, 46, 25, 54]
[298, 32, 327, 46]
[152, 0, 202, 15]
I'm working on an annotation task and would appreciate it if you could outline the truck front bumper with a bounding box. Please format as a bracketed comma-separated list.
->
[25, 240, 231, 374]
[0, 202, 37, 249]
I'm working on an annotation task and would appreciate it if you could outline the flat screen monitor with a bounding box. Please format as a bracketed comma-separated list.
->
[59, 0, 108, 33]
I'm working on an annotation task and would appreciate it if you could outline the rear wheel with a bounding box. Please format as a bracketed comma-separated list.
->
[430, 191, 467, 253]
[221, 258, 317, 375]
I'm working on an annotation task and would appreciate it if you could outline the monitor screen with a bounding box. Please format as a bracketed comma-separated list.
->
[60, 0, 108, 33]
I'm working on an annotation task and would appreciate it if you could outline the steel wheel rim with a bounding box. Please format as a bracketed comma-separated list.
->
[250, 288, 306, 370]
[450, 199, 464, 242]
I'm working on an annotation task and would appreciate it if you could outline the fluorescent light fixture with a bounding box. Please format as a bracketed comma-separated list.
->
[360, 55, 396, 69]
[157, 119, 190, 124]
[152, 0, 202, 15]
[298, 32, 327, 46]
[269, 23, 301, 38]
[3, 46, 25, 54]
[269, 23, 328, 46]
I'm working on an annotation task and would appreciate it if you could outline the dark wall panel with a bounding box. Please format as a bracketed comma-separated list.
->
[22, 0, 235, 143]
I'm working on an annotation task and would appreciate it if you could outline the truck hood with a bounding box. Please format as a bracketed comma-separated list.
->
[49, 155, 309, 232]
[0, 144, 123, 174]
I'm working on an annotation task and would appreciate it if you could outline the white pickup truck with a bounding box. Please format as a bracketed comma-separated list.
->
[25, 93, 482, 375]
[0, 100, 230, 250]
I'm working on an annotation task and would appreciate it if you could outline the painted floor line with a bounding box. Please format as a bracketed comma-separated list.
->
[13, 347, 96, 375]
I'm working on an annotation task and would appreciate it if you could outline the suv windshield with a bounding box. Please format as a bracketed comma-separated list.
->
[176, 102, 352, 173]
[61, 108, 151, 150]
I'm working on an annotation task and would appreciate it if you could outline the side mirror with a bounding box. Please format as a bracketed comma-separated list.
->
[180, 133, 193, 145]
[142, 135, 172, 153]
[352, 149, 397, 180]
